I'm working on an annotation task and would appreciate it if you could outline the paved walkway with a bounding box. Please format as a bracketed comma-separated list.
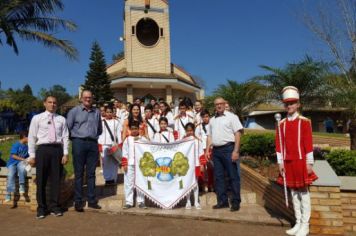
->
[0, 205, 288, 236]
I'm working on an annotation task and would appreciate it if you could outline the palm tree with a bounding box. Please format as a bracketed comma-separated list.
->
[207, 80, 267, 119]
[0, 0, 78, 60]
[254, 56, 333, 108]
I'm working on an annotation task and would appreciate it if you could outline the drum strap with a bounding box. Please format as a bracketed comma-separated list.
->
[103, 120, 116, 143]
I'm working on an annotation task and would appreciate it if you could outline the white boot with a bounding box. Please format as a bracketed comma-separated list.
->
[286, 190, 302, 236]
[185, 192, 192, 209]
[296, 191, 311, 236]
[193, 186, 201, 209]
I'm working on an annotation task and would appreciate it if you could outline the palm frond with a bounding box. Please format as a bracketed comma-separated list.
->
[17, 29, 78, 60]
[8, 17, 77, 32]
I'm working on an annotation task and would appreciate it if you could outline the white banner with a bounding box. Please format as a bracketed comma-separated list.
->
[134, 137, 198, 209]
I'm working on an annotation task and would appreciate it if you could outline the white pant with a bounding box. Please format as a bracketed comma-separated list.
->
[186, 185, 199, 205]
[102, 145, 119, 182]
[124, 165, 144, 205]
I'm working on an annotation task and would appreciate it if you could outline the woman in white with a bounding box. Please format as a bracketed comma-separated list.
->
[159, 102, 174, 129]
[153, 117, 175, 143]
[98, 107, 122, 185]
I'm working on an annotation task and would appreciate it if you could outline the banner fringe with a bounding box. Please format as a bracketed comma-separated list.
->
[134, 183, 197, 210]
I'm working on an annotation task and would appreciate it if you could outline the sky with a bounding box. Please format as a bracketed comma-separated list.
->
[0, 0, 333, 97]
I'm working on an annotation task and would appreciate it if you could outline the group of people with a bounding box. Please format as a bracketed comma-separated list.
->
[98, 96, 215, 210]
[3, 86, 317, 236]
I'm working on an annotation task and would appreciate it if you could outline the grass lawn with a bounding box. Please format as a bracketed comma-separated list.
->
[0, 139, 74, 177]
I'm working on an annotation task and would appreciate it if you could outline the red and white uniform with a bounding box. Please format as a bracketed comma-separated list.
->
[121, 136, 147, 206]
[275, 112, 318, 188]
[174, 114, 194, 140]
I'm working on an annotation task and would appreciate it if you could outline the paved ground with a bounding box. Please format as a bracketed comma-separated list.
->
[0, 206, 288, 236]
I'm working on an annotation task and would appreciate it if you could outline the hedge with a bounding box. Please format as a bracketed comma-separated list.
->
[325, 150, 356, 176]
[240, 133, 276, 158]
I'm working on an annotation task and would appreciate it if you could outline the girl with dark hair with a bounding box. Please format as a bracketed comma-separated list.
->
[159, 101, 174, 129]
[122, 104, 147, 141]
[184, 98, 194, 118]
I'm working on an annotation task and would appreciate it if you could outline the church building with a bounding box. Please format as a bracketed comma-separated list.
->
[107, 0, 204, 104]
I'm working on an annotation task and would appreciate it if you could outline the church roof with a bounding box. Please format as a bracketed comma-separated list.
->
[108, 70, 201, 89]
[107, 59, 201, 89]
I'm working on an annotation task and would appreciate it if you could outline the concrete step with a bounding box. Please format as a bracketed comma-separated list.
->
[94, 168, 257, 211]
[94, 185, 257, 212]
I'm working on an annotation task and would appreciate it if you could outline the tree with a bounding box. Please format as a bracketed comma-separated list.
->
[206, 80, 267, 119]
[6, 88, 38, 116]
[23, 84, 33, 96]
[83, 41, 113, 103]
[112, 51, 124, 63]
[254, 56, 333, 108]
[301, 0, 356, 149]
[302, 0, 355, 83]
[0, 0, 78, 60]
[38, 84, 71, 107]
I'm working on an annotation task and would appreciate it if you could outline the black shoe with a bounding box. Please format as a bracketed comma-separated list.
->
[74, 202, 84, 212]
[105, 180, 115, 186]
[88, 202, 102, 210]
[212, 203, 229, 209]
[36, 212, 46, 219]
[230, 204, 240, 212]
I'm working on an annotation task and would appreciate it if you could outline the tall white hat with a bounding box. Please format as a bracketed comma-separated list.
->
[282, 86, 299, 102]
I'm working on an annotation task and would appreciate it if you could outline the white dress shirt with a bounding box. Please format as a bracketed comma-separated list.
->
[161, 111, 174, 128]
[208, 111, 243, 146]
[146, 117, 159, 141]
[98, 119, 122, 145]
[174, 114, 194, 140]
[28, 111, 69, 158]
[194, 111, 202, 125]
[195, 122, 210, 149]
[122, 136, 148, 166]
[153, 130, 175, 143]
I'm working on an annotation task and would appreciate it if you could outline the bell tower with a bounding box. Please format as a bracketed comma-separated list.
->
[123, 0, 171, 74]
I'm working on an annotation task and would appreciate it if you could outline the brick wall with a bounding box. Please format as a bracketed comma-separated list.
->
[0, 168, 37, 210]
[309, 186, 344, 235]
[241, 164, 356, 235]
[341, 191, 356, 233]
[241, 164, 295, 222]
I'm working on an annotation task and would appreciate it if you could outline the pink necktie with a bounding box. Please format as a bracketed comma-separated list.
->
[48, 113, 56, 143]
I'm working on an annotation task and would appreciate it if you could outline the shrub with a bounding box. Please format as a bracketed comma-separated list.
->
[325, 150, 356, 176]
[240, 133, 276, 158]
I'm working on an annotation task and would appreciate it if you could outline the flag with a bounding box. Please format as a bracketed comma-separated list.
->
[134, 137, 199, 209]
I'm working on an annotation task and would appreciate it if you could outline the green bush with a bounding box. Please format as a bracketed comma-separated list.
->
[325, 150, 356, 176]
[240, 133, 276, 158]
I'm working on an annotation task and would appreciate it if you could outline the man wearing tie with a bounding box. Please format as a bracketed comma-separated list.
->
[28, 96, 69, 219]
